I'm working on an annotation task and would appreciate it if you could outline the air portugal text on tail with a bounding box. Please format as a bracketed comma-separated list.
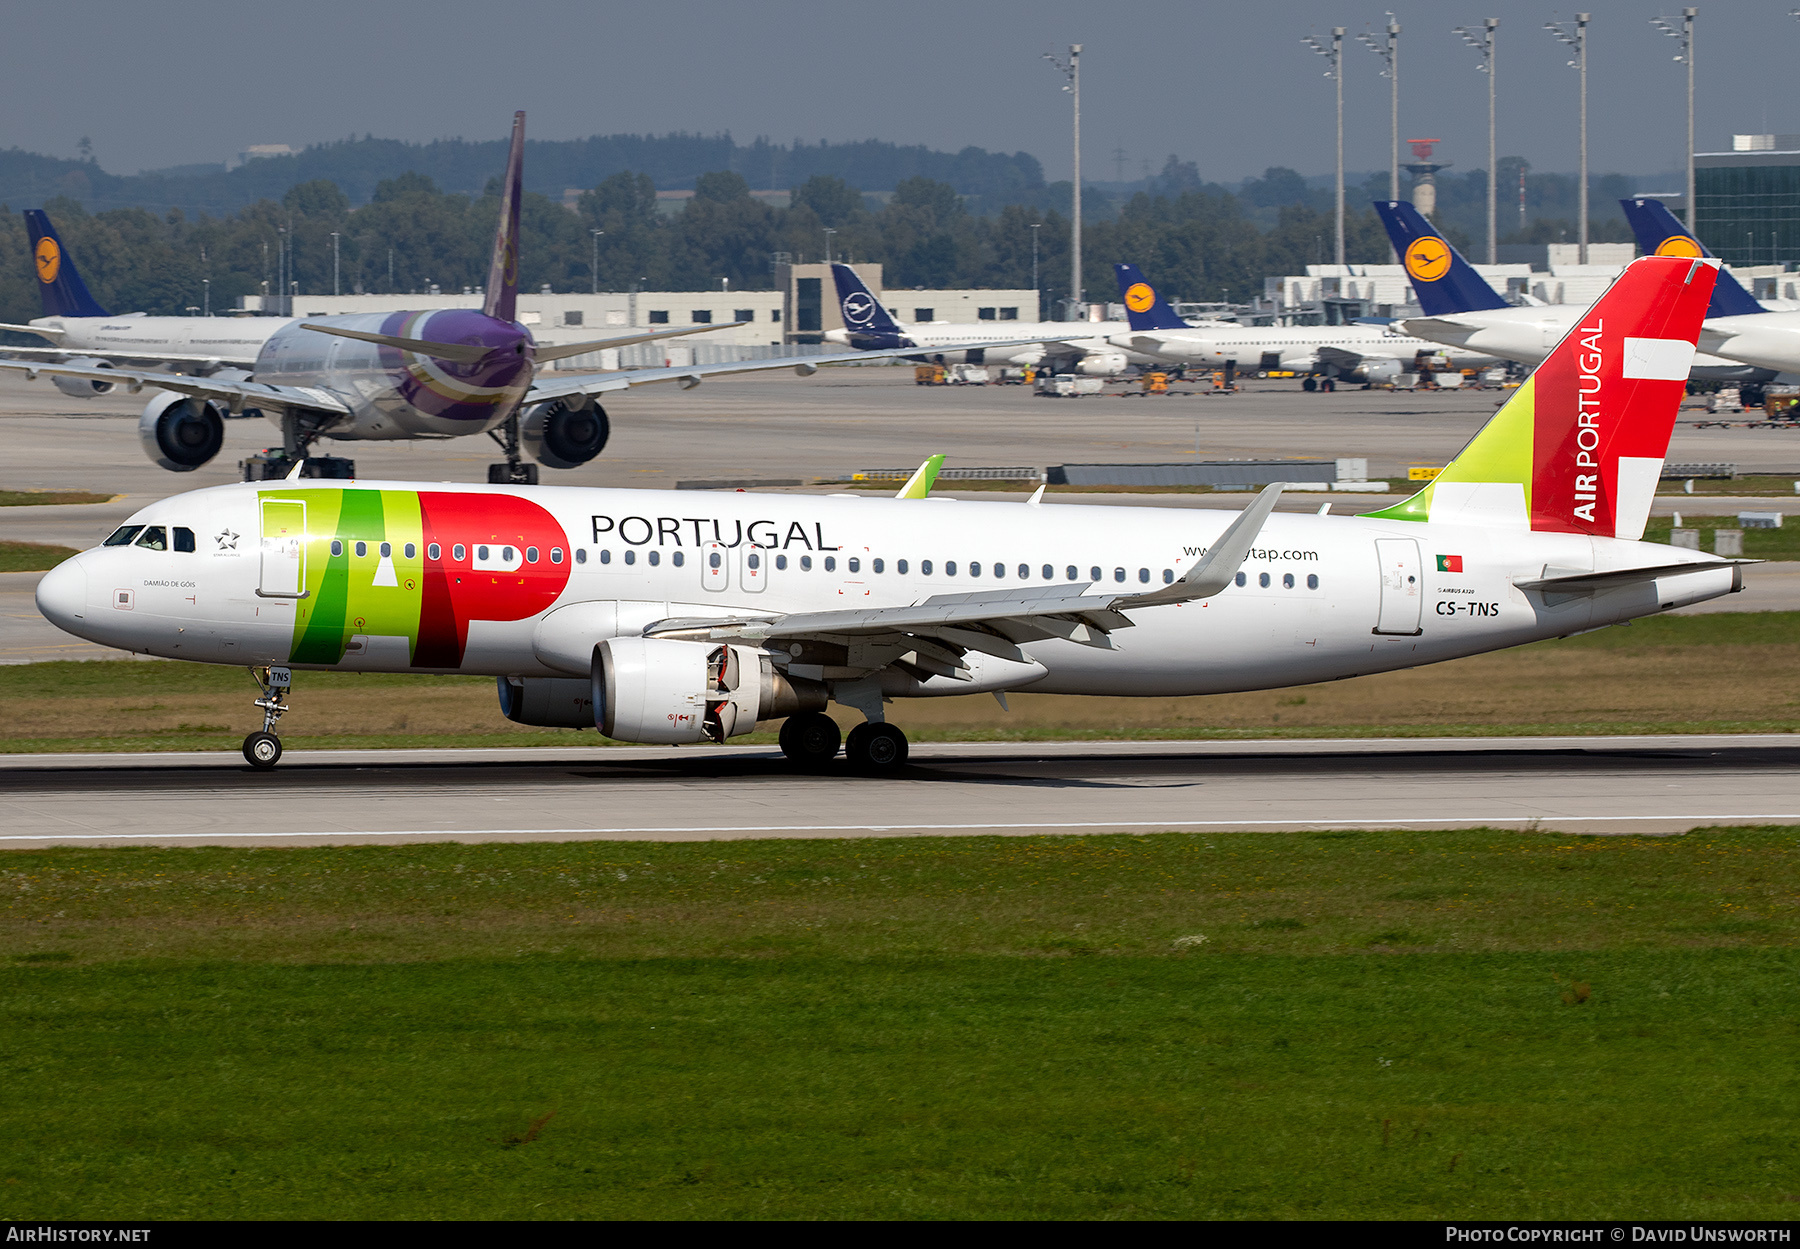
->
[1371, 255, 1718, 540]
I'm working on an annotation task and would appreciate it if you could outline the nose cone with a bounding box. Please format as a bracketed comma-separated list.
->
[35, 556, 88, 635]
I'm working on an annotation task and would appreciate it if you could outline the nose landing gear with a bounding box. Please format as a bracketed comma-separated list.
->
[243, 665, 291, 769]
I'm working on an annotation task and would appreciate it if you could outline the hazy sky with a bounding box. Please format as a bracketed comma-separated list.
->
[5, 1, 1792, 185]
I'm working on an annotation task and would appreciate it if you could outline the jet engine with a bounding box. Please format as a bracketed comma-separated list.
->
[592, 636, 826, 744]
[497, 676, 594, 728]
[52, 358, 116, 396]
[1356, 358, 1404, 385]
[138, 391, 225, 472]
[521, 397, 610, 469]
[1073, 352, 1129, 377]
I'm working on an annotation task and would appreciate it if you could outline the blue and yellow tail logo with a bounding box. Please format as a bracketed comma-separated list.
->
[34, 237, 59, 284]
[1403, 236, 1451, 282]
[1653, 235, 1704, 258]
[1124, 282, 1156, 314]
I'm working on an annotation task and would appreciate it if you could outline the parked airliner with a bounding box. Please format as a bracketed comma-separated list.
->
[36, 256, 1743, 771]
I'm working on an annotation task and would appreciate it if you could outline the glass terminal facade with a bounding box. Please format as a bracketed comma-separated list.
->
[1695, 152, 1800, 267]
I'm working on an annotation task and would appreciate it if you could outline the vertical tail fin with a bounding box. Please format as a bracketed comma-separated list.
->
[1367, 255, 1718, 541]
[482, 111, 525, 323]
[1620, 197, 1765, 318]
[1371, 201, 1510, 316]
[1113, 263, 1189, 330]
[830, 263, 901, 333]
[23, 210, 109, 318]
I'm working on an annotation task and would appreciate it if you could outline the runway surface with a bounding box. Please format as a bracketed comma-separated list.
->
[4, 735, 1797, 848]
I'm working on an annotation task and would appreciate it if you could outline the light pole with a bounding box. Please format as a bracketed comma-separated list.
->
[591, 230, 604, 294]
[1030, 222, 1042, 313]
[1651, 9, 1696, 231]
[823, 227, 837, 265]
[1043, 44, 1082, 319]
[330, 231, 340, 297]
[1302, 28, 1345, 267]
[1357, 16, 1400, 205]
[202, 278, 210, 317]
[1546, 13, 1590, 264]
[1455, 19, 1499, 262]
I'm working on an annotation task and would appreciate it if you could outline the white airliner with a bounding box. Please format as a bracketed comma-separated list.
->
[818, 264, 1159, 375]
[1378, 200, 1785, 386]
[1108, 263, 1493, 383]
[35, 255, 1742, 771]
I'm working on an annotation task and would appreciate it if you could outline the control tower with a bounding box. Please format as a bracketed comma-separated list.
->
[1404, 139, 1452, 220]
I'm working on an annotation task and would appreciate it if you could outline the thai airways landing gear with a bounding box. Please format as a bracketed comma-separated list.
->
[487, 413, 539, 485]
[243, 665, 291, 770]
[778, 711, 841, 767]
[845, 721, 909, 772]
[240, 411, 353, 481]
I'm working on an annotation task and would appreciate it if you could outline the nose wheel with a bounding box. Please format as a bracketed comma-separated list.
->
[244, 665, 292, 770]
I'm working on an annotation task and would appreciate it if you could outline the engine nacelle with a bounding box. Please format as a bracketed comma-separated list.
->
[594, 636, 825, 744]
[521, 397, 610, 469]
[138, 391, 226, 472]
[1074, 352, 1128, 377]
[1356, 358, 1404, 385]
[53, 358, 116, 396]
[497, 676, 594, 728]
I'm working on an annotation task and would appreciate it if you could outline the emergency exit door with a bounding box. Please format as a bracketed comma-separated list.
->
[1373, 538, 1423, 635]
[257, 498, 307, 598]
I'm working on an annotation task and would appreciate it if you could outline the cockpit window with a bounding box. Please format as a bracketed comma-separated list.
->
[103, 526, 144, 547]
[173, 527, 195, 553]
[134, 526, 167, 551]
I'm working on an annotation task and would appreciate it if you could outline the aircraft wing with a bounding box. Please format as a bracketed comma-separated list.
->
[1315, 345, 1368, 370]
[523, 336, 1082, 404]
[0, 344, 263, 369]
[641, 485, 1286, 676]
[0, 359, 350, 416]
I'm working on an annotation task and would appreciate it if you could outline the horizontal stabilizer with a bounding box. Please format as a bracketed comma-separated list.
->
[0, 322, 62, 340]
[533, 321, 748, 364]
[1515, 559, 1747, 594]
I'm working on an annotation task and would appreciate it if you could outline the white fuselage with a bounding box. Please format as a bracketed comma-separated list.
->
[39, 481, 1736, 701]
[23, 314, 292, 371]
[1400, 305, 1782, 379]
[1109, 324, 1494, 373]
[824, 320, 1161, 368]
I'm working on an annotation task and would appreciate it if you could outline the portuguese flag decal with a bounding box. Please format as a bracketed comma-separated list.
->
[1436, 554, 1464, 573]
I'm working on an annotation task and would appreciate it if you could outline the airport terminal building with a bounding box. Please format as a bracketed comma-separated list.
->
[1695, 134, 1800, 268]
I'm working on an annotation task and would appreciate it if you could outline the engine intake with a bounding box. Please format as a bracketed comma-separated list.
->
[53, 358, 116, 397]
[593, 636, 825, 744]
[522, 397, 610, 469]
[138, 391, 225, 471]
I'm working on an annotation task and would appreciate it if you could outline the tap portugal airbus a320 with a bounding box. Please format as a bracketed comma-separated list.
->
[35, 256, 1745, 770]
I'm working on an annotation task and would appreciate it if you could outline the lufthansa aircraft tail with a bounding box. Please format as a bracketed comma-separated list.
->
[1372, 201, 1510, 316]
[23, 210, 110, 319]
[1620, 197, 1765, 318]
[829, 263, 909, 348]
[1112, 264, 1189, 331]
[1369, 254, 1718, 540]
[482, 111, 526, 324]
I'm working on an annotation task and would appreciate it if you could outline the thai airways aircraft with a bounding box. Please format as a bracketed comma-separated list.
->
[0, 116, 1048, 483]
[35, 255, 1744, 771]
[1106, 263, 1493, 383]
[818, 264, 1152, 374]
[1381, 200, 1775, 385]
[0, 210, 294, 390]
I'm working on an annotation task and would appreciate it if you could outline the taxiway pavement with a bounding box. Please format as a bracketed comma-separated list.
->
[3, 735, 1796, 848]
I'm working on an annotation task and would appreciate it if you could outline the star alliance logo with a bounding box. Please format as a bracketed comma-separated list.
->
[842, 291, 877, 327]
[215, 528, 239, 551]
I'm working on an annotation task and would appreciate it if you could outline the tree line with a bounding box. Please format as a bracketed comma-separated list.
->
[0, 157, 1641, 328]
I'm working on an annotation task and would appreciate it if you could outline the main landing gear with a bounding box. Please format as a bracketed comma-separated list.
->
[243, 665, 291, 769]
[487, 413, 539, 485]
[777, 712, 910, 773]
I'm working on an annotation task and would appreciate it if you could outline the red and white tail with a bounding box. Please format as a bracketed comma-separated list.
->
[1371, 255, 1719, 540]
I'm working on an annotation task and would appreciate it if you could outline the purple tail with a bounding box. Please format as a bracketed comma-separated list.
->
[483, 111, 525, 324]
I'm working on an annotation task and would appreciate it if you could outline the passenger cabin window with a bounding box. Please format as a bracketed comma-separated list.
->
[848, 557, 860, 573]
[134, 527, 167, 551]
[1259, 572, 1271, 588]
[1113, 567, 1126, 583]
[355, 541, 367, 557]
[1283, 573, 1295, 589]
[1235, 572, 1246, 587]
[452, 544, 466, 561]
[173, 527, 195, 553]
[775, 554, 788, 570]
[330, 539, 344, 557]
[1138, 568, 1150, 583]
[872, 558, 883, 573]
[968, 562, 979, 578]
[1162, 569, 1174, 584]
[920, 560, 932, 575]
[526, 547, 539, 563]
[946, 561, 957, 576]
[1307, 574, 1319, 589]
[800, 555, 812, 571]
[1019, 564, 1030, 579]
[1089, 566, 1101, 581]
[103, 526, 143, 547]
[1066, 565, 1077, 581]
[824, 556, 836, 572]
[671, 551, 683, 567]
[428, 543, 441, 560]
[572, 548, 583, 564]
[624, 550, 636, 565]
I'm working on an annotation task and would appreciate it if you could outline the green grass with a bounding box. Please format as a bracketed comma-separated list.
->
[2, 828, 1796, 1218]
[1640, 518, 1800, 560]
[1656, 473, 1800, 497]
[0, 489, 114, 507]
[0, 541, 77, 572]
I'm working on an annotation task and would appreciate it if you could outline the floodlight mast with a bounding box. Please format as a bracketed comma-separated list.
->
[1454, 19, 1500, 263]
[1357, 16, 1401, 259]
[1302, 28, 1346, 267]
[1043, 45, 1083, 320]
[1651, 9, 1697, 232]
[1545, 13, 1590, 264]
